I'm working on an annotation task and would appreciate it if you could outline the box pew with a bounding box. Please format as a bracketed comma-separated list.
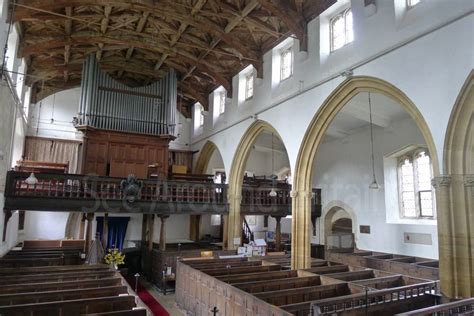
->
[183, 257, 249, 266]
[0, 295, 137, 316]
[0, 277, 123, 295]
[0, 285, 128, 305]
[186, 260, 262, 270]
[324, 269, 393, 282]
[280, 302, 313, 316]
[0, 264, 110, 276]
[217, 270, 298, 284]
[234, 276, 323, 293]
[353, 275, 429, 290]
[310, 281, 438, 315]
[303, 265, 353, 275]
[2, 254, 81, 265]
[0, 270, 117, 285]
[397, 297, 474, 315]
[254, 283, 353, 306]
[200, 264, 282, 276]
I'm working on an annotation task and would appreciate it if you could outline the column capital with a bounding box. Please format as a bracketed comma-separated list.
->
[464, 174, 474, 187]
[86, 213, 94, 221]
[159, 215, 169, 221]
[290, 190, 299, 198]
[431, 175, 452, 188]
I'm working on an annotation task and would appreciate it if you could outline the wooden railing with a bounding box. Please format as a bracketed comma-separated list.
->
[4, 171, 317, 216]
[312, 281, 438, 315]
[4, 171, 227, 213]
[398, 297, 474, 315]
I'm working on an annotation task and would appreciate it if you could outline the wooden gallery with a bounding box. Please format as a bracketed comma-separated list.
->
[0, 0, 472, 315]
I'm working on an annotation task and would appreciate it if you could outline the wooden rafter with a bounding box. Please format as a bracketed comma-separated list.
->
[12, 0, 335, 117]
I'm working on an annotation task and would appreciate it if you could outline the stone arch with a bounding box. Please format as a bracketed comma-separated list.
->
[226, 120, 288, 249]
[291, 76, 440, 269]
[194, 141, 219, 174]
[437, 71, 474, 298]
[322, 200, 358, 245]
[65, 212, 81, 239]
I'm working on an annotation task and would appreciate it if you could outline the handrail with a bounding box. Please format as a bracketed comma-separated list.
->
[311, 281, 438, 315]
[398, 297, 474, 315]
[5, 171, 227, 205]
[242, 217, 254, 243]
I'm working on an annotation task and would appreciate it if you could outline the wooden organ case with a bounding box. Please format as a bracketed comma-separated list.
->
[76, 55, 178, 178]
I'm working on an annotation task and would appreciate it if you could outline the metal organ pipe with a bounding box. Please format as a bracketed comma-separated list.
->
[78, 55, 177, 135]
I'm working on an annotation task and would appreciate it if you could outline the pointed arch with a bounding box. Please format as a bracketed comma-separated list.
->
[439, 71, 474, 298]
[226, 120, 288, 249]
[194, 141, 219, 174]
[291, 76, 439, 269]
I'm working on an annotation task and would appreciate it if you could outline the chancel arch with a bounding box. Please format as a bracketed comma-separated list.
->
[438, 71, 474, 298]
[226, 120, 290, 250]
[291, 76, 440, 270]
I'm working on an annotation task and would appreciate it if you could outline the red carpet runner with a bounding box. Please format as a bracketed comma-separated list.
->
[125, 276, 170, 316]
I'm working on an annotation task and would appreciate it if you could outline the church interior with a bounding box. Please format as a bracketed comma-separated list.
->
[0, 0, 472, 315]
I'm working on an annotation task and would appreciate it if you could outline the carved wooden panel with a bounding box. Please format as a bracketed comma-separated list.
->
[80, 128, 171, 178]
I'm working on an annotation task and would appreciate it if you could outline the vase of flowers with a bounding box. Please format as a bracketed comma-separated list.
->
[104, 248, 125, 270]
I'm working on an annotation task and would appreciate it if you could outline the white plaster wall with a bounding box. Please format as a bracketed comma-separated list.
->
[0, 83, 22, 255]
[24, 211, 70, 240]
[28, 88, 83, 140]
[191, 3, 474, 180]
[152, 214, 191, 243]
[312, 117, 438, 259]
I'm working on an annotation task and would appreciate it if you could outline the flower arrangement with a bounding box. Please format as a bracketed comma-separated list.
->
[104, 248, 125, 267]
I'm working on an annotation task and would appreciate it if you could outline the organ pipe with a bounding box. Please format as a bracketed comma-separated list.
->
[77, 55, 177, 136]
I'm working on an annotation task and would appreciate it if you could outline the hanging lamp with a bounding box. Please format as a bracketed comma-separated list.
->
[368, 92, 379, 190]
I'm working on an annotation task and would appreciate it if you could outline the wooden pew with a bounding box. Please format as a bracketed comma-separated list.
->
[397, 298, 474, 315]
[0, 270, 116, 285]
[0, 295, 137, 316]
[87, 310, 147, 316]
[304, 265, 351, 275]
[201, 264, 282, 276]
[217, 270, 298, 284]
[0, 264, 109, 276]
[254, 283, 352, 306]
[0, 257, 64, 267]
[234, 276, 323, 293]
[0, 285, 128, 305]
[0, 277, 124, 294]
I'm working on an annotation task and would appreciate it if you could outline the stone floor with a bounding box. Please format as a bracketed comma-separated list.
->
[141, 279, 185, 316]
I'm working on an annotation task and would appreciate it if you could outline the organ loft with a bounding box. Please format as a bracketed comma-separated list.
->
[0, 0, 472, 315]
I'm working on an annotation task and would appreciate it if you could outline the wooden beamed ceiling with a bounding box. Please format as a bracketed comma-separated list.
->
[12, 0, 335, 117]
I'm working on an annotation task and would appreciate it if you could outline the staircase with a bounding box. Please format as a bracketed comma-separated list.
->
[242, 218, 254, 244]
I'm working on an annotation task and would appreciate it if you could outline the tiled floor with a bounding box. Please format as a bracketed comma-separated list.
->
[141, 279, 185, 316]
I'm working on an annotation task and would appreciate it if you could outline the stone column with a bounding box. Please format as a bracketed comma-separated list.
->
[273, 216, 282, 252]
[291, 189, 312, 270]
[227, 193, 242, 250]
[85, 213, 94, 254]
[2, 210, 12, 242]
[159, 215, 168, 251]
[432, 175, 454, 297]
[102, 213, 109, 249]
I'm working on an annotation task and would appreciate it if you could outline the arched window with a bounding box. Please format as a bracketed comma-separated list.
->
[330, 8, 353, 52]
[398, 149, 434, 218]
